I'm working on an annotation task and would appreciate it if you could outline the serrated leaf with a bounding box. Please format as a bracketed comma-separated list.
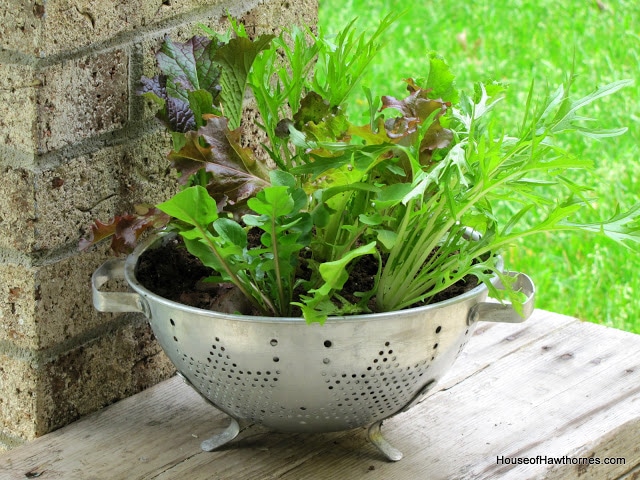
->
[138, 37, 224, 133]
[156, 36, 223, 96]
[561, 203, 640, 248]
[424, 51, 458, 103]
[470, 82, 506, 121]
[381, 79, 453, 164]
[311, 12, 401, 107]
[79, 208, 170, 254]
[293, 91, 350, 142]
[538, 83, 565, 124]
[169, 115, 271, 208]
[214, 34, 275, 129]
[550, 79, 633, 134]
[501, 205, 535, 236]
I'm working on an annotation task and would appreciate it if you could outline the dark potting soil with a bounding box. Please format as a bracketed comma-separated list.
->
[135, 236, 479, 316]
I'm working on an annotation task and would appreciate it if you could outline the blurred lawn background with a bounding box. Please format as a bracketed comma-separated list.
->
[319, 0, 640, 332]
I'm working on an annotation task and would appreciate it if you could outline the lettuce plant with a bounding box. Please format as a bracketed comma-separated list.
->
[82, 15, 640, 323]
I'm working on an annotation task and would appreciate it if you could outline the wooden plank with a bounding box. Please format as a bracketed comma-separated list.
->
[276, 317, 640, 480]
[620, 463, 640, 480]
[0, 379, 219, 479]
[435, 309, 577, 389]
[150, 427, 375, 480]
[1, 310, 638, 480]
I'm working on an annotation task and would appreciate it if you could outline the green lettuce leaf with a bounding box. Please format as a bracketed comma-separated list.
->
[214, 35, 275, 129]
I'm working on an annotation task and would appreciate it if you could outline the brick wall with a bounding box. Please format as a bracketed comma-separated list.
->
[0, 0, 317, 451]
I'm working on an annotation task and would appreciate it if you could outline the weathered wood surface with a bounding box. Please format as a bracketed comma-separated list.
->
[1, 310, 639, 480]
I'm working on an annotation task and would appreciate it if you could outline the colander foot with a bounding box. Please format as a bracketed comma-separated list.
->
[367, 421, 403, 461]
[200, 417, 241, 452]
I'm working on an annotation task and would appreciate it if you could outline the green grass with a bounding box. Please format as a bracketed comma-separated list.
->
[319, 0, 640, 333]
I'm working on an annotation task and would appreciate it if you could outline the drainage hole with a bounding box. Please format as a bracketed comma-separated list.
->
[435, 325, 442, 334]
[270, 339, 278, 346]
[173, 336, 178, 342]
[324, 340, 332, 348]
[169, 318, 175, 326]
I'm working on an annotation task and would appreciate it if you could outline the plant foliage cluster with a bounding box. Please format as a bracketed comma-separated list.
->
[81, 15, 640, 323]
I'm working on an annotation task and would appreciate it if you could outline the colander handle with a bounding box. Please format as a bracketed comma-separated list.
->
[468, 271, 535, 324]
[92, 259, 150, 317]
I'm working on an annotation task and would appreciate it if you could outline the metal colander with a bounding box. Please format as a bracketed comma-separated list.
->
[92, 233, 534, 460]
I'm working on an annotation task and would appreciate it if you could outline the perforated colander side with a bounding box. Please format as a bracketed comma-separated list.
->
[166, 314, 475, 431]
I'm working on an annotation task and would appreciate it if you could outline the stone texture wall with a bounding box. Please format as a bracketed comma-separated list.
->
[0, 0, 317, 451]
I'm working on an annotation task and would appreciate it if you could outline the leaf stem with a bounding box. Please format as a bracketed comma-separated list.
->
[195, 223, 277, 315]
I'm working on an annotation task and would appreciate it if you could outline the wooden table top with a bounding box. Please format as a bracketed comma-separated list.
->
[1, 309, 639, 480]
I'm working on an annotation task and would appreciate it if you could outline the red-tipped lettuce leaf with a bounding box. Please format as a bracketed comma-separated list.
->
[168, 115, 271, 208]
[79, 207, 170, 254]
[381, 79, 453, 164]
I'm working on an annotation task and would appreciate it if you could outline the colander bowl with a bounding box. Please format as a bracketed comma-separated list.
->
[92, 233, 534, 460]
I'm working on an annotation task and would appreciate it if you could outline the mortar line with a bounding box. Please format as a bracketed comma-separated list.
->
[33, 120, 164, 173]
[0, 313, 150, 365]
[0, 0, 262, 67]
